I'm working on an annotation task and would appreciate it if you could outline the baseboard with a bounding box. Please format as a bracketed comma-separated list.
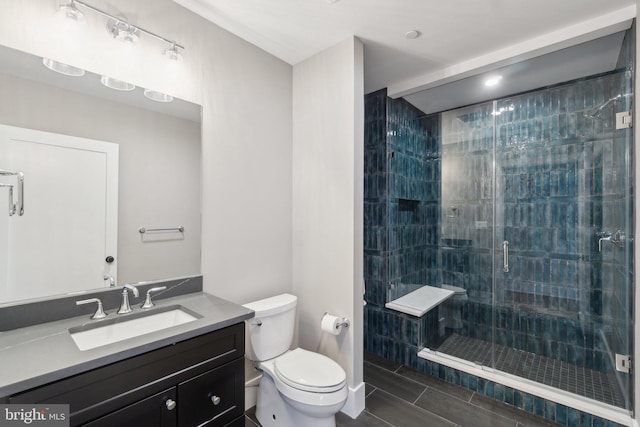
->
[340, 381, 366, 419]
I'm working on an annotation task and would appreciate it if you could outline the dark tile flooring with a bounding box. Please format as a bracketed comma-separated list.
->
[437, 334, 624, 407]
[245, 352, 563, 427]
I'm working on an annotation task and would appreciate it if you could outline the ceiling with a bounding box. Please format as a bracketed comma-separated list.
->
[404, 31, 626, 116]
[173, 0, 635, 96]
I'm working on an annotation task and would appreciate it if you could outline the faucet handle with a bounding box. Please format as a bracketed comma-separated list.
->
[141, 286, 167, 309]
[76, 298, 107, 320]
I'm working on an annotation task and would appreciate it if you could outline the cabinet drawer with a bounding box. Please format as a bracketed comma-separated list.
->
[178, 358, 244, 427]
[82, 388, 177, 427]
[10, 323, 244, 425]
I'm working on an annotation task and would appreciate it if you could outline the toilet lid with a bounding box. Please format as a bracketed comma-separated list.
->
[274, 348, 346, 393]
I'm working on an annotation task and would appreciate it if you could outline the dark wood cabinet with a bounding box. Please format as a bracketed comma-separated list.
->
[7, 323, 245, 427]
[178, 358, 244, 427]
[83, 388, 177, 427]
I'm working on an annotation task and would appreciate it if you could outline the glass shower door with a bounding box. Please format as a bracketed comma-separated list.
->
[437, 102, 496, 358]
[492, 70, 633, 411]
[606, 68, 633, 411]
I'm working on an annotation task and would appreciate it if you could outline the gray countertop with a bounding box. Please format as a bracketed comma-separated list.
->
[0, 292, 254, 397]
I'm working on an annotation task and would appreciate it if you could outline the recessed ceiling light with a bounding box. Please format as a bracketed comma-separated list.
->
[404, 30, 421, 40]
[484, 75, 503, 87]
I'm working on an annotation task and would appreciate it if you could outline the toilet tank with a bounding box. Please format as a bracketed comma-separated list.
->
[243, 293, 297, 362]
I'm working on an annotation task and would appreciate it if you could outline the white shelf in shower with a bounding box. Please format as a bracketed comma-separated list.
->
[385, 285, 454, 317]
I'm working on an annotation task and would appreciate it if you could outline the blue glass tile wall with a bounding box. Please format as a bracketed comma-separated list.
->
[364, 89, 389, 309]
[387, 97, 441, 301]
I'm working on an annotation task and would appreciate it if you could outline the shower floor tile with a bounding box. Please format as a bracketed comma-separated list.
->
[435, 334, 625, 408]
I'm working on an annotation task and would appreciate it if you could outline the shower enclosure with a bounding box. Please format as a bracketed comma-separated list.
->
[364, 28, 634, 417]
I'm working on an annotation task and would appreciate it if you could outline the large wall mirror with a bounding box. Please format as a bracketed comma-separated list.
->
[0, 44, 202, 305]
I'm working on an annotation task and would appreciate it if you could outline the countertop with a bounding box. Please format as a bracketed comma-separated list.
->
[0, 292, 254, 397]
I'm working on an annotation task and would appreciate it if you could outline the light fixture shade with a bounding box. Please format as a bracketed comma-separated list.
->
[108, 19, 140, 44]
[163, 45, 182, 61]
[100, 75, 135, 91]
[144, 89, 173, 103]
[42, 58, 85, 77]
[58, 1, 84, 22]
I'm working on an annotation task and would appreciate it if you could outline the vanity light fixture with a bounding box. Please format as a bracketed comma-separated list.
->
[42, 57, 85, 76]
[144, 88, 174, 103]
[100, 75, 135, 91]
[163, 43, 182, 61]
[56, 0, 185, 61]
[108, 18, 140, 44]
[57, 0, 85, 22]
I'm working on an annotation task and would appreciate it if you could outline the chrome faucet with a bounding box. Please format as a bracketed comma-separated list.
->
[117, 284, 139, 314]
[598, 230, 625, 252]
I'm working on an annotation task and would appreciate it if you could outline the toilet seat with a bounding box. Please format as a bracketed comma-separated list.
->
[259, 350, 348, 409]
[274, 348, 346, 393]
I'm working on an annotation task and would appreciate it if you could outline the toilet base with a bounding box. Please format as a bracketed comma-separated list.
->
[256, 374, 338, 427]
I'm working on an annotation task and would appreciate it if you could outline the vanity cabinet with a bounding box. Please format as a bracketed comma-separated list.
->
[7, 323, 245, 427]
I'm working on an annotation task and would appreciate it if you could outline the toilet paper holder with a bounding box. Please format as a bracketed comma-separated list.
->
[322, 312, 351, 329]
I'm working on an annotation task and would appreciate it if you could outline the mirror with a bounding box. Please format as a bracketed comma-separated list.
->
[0, 44, 202, 305]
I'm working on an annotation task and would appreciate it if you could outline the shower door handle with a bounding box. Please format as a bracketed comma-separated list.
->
[502, 241, 509, 272]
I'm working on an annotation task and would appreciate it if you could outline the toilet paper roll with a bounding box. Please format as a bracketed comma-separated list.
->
[321, 314, 342, 335]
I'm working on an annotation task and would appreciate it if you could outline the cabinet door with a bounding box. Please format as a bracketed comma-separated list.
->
[82, 388, 176, 427]
[178, 358, 244, 427]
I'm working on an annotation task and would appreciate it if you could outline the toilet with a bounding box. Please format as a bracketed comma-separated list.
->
[243, 293, 348, 427]
[441, 285, 468, 332]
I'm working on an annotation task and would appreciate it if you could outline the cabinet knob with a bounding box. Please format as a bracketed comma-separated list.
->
[165, 399, 177, 410]
[211, 395, 221, 406]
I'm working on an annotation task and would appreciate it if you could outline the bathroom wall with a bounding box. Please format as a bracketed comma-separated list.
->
[387, 97, 441, 301]
[364, 88, 389, 309]
[292, 37, 365, 417]
[364, 89, 440, 366]
[0, 0, 294, 304]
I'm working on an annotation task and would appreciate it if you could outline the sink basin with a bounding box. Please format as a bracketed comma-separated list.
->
[69, 305, 201, 351]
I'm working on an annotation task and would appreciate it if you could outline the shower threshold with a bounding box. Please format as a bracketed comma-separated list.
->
[418, 334, 630, 426]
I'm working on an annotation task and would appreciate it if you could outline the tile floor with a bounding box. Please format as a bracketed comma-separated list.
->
[244, 352, 563, 427]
